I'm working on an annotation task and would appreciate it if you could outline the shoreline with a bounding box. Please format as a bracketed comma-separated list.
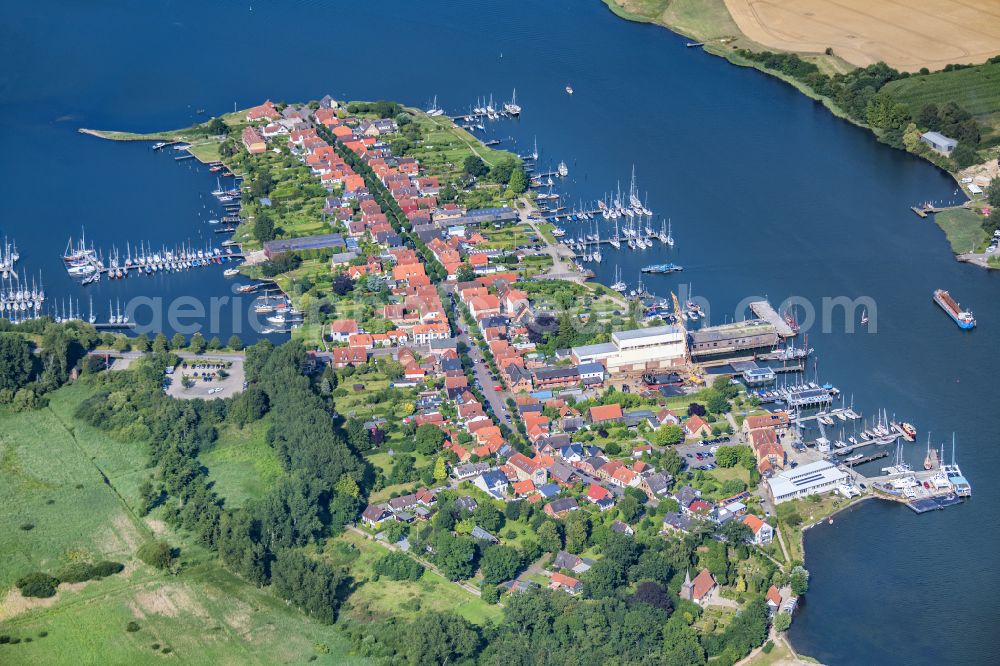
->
[598, 0, 995, 270]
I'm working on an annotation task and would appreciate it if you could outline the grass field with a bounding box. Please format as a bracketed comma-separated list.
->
[933, 208, 988, 254]
[1, 561, 364, 665]
[0, 383, 369, 665]
[883, 62, 1000, 136]
[325, 531, 503, 626]
[0, 398, 146, 593]
[723, 0, 1000, 72]
[199, 420, 282, 508]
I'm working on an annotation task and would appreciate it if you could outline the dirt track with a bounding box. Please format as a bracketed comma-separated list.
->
[724, 0, 1000, 71]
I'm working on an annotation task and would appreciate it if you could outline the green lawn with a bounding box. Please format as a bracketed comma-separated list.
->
[325, 531, 503, 626]
[199, 420, 282, 508]
[934, 208, 988, 254]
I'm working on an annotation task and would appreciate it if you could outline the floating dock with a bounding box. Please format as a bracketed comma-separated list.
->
[749, 300, 796, 338]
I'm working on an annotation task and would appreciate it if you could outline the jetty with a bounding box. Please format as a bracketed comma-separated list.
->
[749, 300, 796, 338]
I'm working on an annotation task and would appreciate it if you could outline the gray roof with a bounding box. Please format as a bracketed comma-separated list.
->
[478, 470, 509, 489]
[613, 324, 682, 342]
[675, 485, 700, 507]
[547, 497, 579, 514]
[572, 342, 617, 357]
[537, 483, 560, 498]
[576, 362, 606, 376]
[548, 461, 577, 484]
[554, 551, 581, 570]
[534, 366, 579, 381]
[471, 526, 499, 542]
[454, 495, 479, 511]
[921, 131, 958, 148]
[645, 472, 672, 495]
[662, 512, 692, 531]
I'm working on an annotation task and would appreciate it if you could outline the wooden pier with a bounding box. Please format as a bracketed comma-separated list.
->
[749, 300, 796, 338]
[843, 451, 888, 467]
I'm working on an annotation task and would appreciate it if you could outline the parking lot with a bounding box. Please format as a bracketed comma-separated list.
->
[676, 436, 734, 471]
[164, 355, 246, 400]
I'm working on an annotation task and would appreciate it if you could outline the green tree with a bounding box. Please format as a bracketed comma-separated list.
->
[271, 548, 346, 624]
[227, 334, 243, 351]
[171, 333, 186, 350]
[507, 166, 527, 195]
[987, 179, 1000, 208]
[153, 332, 169, 353]
[415, 423, 446, 455]
[480, 544, 521, 584]
[254, 213, 276, 242]
[189, 332, 206, 354]
[474, 502, 505, 533]
[398, 612, 480, 666]
[0, 336, 33, 391]
[207, 117, 229, 135]
[773, 612, 792, 632]
[137, 541, 174, 569]
[463, 155, 489, 178]
[790, 566, 810, 595]
[434, 456, 448, 482]
[617, 495, 642, 524]
[564, 511, 591, 554]
[456, 263, 476, 283]
[133, 334, 151, 352]
[706, 389, 730, 414]
[720, 519, 752, 544]
[536, 520, 562, 553]
[652, 424, 684, 446]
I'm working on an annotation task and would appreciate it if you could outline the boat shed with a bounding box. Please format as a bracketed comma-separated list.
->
[766, 460, 847, 503]
[786, 387, 833, 408]
[919, 131, 958, 156]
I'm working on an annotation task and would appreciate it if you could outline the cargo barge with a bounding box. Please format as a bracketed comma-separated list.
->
[933, 289, 975, 329]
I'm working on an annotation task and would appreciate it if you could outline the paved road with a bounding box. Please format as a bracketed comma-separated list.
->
[443, 289, 510, 421]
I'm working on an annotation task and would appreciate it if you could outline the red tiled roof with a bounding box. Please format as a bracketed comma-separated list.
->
[589, 404, 623, 422]
[691, 569, 716, 600]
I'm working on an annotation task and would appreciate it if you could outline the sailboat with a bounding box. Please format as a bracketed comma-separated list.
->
[611, 265, 627, 292]
[923, 433, 938, 470]
[426, 95, 444, 117]
[504, 89, 521, 116]
[665, 219, 675, 247]
[860, 308, 869, 326]
[88, 296, 96, 324]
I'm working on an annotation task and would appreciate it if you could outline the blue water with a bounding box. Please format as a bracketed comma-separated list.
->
[2, 0, 998, 662]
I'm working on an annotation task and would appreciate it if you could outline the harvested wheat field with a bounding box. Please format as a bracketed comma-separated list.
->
[724, 0, 1000, 71]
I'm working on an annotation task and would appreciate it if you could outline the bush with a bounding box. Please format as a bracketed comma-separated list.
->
[126, 622, 141, 633]
[16, 572, 59, 598]
[91, 560, 126, 578]
[56, 562, 95, 584]
[763, 640, 775, 653]
[137, 541, 174, 570]
[55, 560, 124, 583]
[373, 552, 425, 581]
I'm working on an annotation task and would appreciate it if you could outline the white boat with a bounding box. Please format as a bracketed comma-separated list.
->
[223, 268, 240, 277]
[426, 95, 444, 116]
[565, 85, 573, 95]
[503, 88, 521, 116]
[557, 161, 568, 178]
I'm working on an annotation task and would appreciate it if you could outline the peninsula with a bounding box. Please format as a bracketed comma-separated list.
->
[3, 90, 974, 666]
